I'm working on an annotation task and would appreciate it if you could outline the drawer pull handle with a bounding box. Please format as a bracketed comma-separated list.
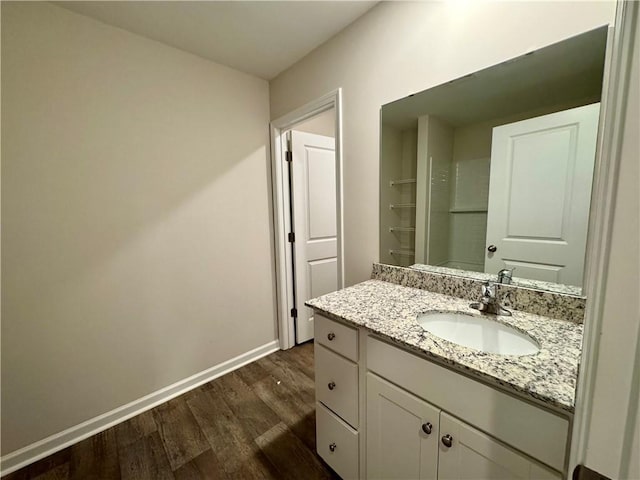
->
[327, 332, 336, 341]
[328, 381, 336, 390]
[441, 434, 453, 448]
[329, 443, 336, 452]
[421, 422, 433, 435]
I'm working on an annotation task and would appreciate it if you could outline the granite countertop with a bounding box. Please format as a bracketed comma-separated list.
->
[306, 279, 583, 413]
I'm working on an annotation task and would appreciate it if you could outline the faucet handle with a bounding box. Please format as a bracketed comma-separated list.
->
[474, 281, 511, 316]
[497, 268, 515, 285]
[481, 281, 495, 298]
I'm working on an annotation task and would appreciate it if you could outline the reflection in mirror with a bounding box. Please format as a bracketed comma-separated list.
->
[379, 27, 607, 294]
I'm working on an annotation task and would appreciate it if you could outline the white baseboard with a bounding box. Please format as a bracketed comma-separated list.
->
[0, 340, 280, 477]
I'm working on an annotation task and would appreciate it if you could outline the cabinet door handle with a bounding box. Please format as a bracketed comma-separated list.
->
[329, 442, 337, 452]
[327, 332, 336, 341]
[441, 434, 453, 448]
[328, 381, 336, 390]
[487, 245, 497, 253]
[421, 422, 433, 435]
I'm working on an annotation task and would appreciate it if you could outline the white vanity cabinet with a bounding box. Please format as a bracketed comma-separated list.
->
[366, 336, 569, 475]
[314, 313, 569, 480]
[366, 372, 561, 480]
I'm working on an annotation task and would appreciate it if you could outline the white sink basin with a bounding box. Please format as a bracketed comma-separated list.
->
[417, 311, 540, 356]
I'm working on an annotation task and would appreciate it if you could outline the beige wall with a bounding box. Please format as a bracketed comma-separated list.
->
[294, 108, 335, 137]
[270, 1, 615, 286]
[1, 2, 275, 454]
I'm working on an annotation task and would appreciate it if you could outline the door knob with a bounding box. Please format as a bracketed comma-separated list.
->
[421, 422, 433, 435]
[487, 245, 497, 253]
[329, 442, 337, 452]
[328, 381, 336, 390]
[441, 434, 453, 448]
[327, 332, 336, 341]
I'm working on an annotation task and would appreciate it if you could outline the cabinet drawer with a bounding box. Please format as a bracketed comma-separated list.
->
[316, 343, 359, 428]
[316, 401, 359, 480]
[367, 335, 569, 472]
[315, 314, 358, 362]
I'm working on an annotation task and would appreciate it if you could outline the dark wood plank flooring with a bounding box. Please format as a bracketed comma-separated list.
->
[5, 342, 340, 480]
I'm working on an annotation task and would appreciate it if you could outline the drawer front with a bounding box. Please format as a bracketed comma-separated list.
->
[316, 402, 359, 480]
[315, 314, 358, 362]
[367, 335, 569, 472]
[316, 343, 359, 428]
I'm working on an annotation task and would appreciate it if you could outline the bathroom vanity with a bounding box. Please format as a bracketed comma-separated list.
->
[307, 265, 584, 480]
[306, 25, 608, 480]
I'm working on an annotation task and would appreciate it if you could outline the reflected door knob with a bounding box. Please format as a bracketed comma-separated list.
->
[441, 434, 453, 448]
[487, 245, 497, 253]
[421, 422, 433, 435]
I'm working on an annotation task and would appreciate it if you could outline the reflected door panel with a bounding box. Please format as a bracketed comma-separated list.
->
[485, 103, 600, 286]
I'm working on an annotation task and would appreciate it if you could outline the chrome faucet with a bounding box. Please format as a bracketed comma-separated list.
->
[497, 267, 515, 285]
[470, 282, 512, 316]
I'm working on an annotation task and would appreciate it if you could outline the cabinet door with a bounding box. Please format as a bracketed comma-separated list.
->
[438, 412, 562, 480]
[366, 373, 439, 480]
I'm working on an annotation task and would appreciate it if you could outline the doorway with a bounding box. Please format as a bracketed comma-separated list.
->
[270, 90, 344, 349]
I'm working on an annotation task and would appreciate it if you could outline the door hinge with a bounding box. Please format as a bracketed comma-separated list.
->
[288, 232, 295, 243]
[285, 150, 293, 162]
[291, 307, 298, 318]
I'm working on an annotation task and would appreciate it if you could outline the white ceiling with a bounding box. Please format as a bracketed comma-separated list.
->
[56, 1, 378, 80]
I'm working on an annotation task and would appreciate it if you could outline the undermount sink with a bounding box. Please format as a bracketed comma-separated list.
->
[417, 311, 540, 356]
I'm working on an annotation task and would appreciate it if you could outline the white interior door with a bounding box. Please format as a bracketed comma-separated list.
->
[485, 103, 600, 286]
[291, 130, 337, 344]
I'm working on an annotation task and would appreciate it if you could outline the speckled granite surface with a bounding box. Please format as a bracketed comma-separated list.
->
[410, 264, 583, 296]
[306, 280, 582, 413]
[373, 263, 586, 323]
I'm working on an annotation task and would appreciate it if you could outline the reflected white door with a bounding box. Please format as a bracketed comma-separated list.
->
[291, 131, 338, 344]
[485, 103, 600, 286]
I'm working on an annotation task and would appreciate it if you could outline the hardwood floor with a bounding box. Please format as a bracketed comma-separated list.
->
[5, 342, 340, 480]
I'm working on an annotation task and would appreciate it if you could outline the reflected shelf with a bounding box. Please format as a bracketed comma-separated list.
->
[389, 203, 416, 209]
[389, 178, 417, 186]
[389, 249, 415, 257]
[449, 207, 488, 213]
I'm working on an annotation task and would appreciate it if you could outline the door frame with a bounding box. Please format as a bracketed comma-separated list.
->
[569, 0, 638, 475]
[270, 89, 344, 350]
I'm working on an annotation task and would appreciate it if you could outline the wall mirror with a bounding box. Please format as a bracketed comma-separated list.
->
[379, 26, 608, 295]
